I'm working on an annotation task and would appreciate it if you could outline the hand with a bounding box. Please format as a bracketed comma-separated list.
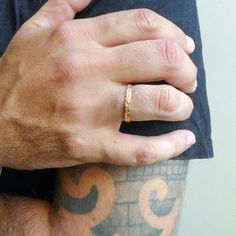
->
[0, 0, 197, 169]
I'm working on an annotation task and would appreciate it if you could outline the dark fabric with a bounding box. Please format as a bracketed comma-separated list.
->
[0, 168, 56, 201]
[0, 0, 213, 201]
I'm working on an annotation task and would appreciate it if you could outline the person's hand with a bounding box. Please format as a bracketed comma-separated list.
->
[0, 0, 197, 169]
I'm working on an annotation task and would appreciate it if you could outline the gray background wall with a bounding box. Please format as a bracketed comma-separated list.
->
[178, 0, 236, 235]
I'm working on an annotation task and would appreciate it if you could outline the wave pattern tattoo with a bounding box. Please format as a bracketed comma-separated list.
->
[57, 166, 115, 236]
[139, 178, 181, 236]
[55, 160, 189, 236]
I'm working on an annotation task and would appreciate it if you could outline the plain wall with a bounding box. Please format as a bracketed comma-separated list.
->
[178, 0, 236, 236]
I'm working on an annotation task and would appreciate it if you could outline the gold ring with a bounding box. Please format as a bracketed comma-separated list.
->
[124, 84, 133, 122]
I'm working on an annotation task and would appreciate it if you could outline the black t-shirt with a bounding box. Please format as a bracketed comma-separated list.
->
[0, 0, 213, 201]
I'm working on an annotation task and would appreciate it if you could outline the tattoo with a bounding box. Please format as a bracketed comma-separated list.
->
[58, 186, 98, 215]
[53, 160, 189, 236]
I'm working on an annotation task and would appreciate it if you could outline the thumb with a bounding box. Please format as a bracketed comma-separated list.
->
[23, 0, 93, 28]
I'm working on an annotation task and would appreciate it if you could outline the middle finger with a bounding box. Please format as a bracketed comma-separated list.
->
[105, 39, 197, 93]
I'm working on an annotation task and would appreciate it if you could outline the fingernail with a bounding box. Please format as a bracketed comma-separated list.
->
[193, 80, 198, 91]
[186, 36, 195, 53]
[186, 133, 196, 149]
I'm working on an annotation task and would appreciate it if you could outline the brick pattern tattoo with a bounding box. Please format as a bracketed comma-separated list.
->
[53, 160, 189, 236]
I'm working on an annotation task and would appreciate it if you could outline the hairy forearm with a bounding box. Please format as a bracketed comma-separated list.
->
[0, 195, 51, 236]
[53, 160, 189, 236]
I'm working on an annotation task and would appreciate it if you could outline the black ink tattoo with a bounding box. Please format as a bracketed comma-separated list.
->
[54, 160, 189, 236]
[56, 185, 98, 215]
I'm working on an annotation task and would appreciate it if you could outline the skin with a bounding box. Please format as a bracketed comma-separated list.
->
[0, 0, 197, 170]
[52, 160, 188, 236]
[0, 0, 198, 234]
[0, 160, 188, 236]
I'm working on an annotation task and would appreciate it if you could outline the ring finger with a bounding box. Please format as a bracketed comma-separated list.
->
[112, 83, 193, 123]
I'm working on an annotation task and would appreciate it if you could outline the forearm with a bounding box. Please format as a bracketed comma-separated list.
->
[0, 161, 188, 236]
[0, 195, 51, 236]
[53, 160, 189, 236]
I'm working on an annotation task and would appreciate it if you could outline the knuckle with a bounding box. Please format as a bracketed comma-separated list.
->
[58, 101, 74, 115]
[59, 55, 79, 79]
[158, 39, 183, 68]
[93, 15, 111, 36]
[156, 86, 179, 115]
[107, 92, 122, 114]
[57, 99, 81, 122]
[63, 135, 76, 154]
[63, 134, 85, 158]
[57, 55, 89, 81]
[53, 22, 72, 43]
[133, 9, 158, 33]
[135, 144, 156, 166]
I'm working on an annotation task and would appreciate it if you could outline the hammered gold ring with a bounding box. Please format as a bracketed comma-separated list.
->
[124, 84, 133, 122]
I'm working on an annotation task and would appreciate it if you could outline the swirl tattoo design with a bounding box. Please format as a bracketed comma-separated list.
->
[59, 166, 115, 236]
[139, 178, 181, 236]
[56, 161, 188, 236]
